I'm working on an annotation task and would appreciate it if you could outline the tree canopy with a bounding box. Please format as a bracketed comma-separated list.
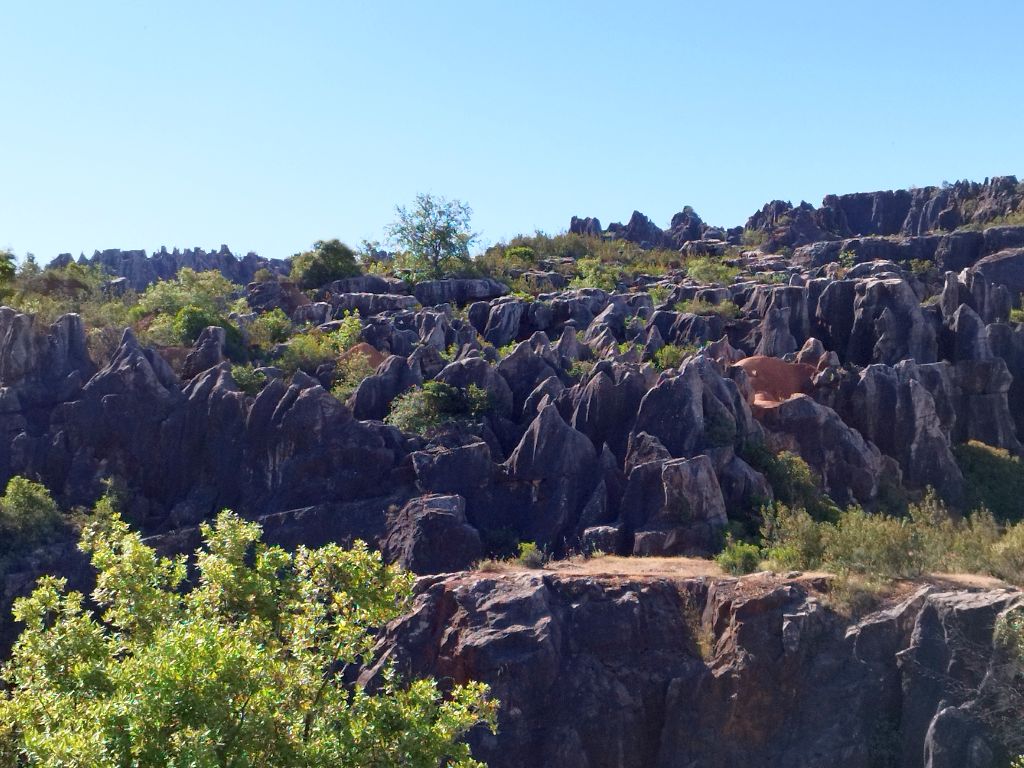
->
[0, 500, 496, 767]
[289, 239, 361, 290]
[387, 194, 476, 279]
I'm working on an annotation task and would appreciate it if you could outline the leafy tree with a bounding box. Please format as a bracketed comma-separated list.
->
[387, 194, 477, 279]
[247, 307, 293, 349]
[0, 501, 496, 767]
[136, 268, 240, 317]
[385, 381, 493, 434]
[0, 249, 17, 285]
[290, 239, 361, 290]
[171, 304, 221, 345]
[0, 476, 61, 563]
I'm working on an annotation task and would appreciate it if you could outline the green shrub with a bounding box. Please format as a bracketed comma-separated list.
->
[684, 257, 739, 285]
[289, 239, 361, 290]
[504, 246, 536, 266]
[990, 523, 1024, 584]
[334, 309, 363, 350]
[516, 541, 547, 569]
[760, 504, 825, 570]
[743, 445, 841, 522]
[822, 507, 925, 578]
[172, 304, 221, 345]
[715, 537, 761, 575]
[0, 477, 61, 561]
[673, 298, 740, 319]
[568, 359, 594, 380]
[384, 381, 492, 435]
[648, 285, 671, 306]
[137, 268, 239, 317]
[231, 364, 267, 396]
[331, 350, 378, 402]
[248, 308, 292, 349]
[0, 503, 496, 766]
[652, 343, 700, 371]
[908, 259, 936, 278]
[569, 257, 618, 291]
[276, 312, 361, 375]
[909, 490, 1000, 573]
[741, 228, 767, 247]
[954, 440, 1024, 522]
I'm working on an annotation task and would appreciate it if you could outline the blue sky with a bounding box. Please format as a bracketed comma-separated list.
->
[2, 1, 1022, 262]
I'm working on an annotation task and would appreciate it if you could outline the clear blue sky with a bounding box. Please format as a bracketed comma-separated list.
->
[2, 1, 1022, 263]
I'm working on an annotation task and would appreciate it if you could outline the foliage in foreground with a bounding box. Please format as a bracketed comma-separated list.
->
[0, 502, 496, 767]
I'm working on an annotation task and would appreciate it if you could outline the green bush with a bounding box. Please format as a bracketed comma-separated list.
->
[247, 308, 292, 349]
[741, 228, 767, 247]
[652, 343, 700, 371]
[385, 381, 492, 435]
[136, 268, 239, 317]
[567, 359, 594, 380]
[743, 445, 841, 522]
[822, 507, 925, 578]
[647, 285, 671, 306]
[335, 309, 363, 350]
[991, 523, 1024, 583]
[331, 350, 378, 402]
[172, 304, 221, 345]
[231, 364, 267, 396]
[715, 537, 761, 575]
[569, 257, 618, 291]
[759, 493, 1024, 587]
[685, 257, 739, 285]
[276, 312, 361, 375]
[954, 440, 1024, 522]
[289, 239, 361, 290]
[674, 297, 741, 319]
[0, 502, 496, 766]
[516, 541, 547, 569]
[0, 476, 61, 561]
[760, 504, 825, 570]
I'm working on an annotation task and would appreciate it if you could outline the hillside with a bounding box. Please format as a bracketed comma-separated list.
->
[0, 177, 1022, 765]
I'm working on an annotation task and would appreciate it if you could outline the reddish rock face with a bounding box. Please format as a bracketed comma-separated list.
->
[733, 355, 816, 412]
[339, 341, 387, 370]
[366, 570, 1021, 768]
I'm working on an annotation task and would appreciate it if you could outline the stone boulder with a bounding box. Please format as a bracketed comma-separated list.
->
[382, 494, 483, 574]
[504, 404, 601, 551]
[413, 278, 509, 307]
[181, 325, 226, 380]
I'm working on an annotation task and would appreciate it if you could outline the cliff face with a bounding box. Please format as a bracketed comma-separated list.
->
[367, 569, 1021, 768]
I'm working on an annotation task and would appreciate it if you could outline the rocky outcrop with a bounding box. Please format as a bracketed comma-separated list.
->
[382, 494, 483, 574]
[757, 394, 883, 505]
[413, 278, 509, 307]
[369, 570, 1023, 768]
[842, 362, 963, 499]
[51, 245, 289, 291]
[745, 177, 1024, 243]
